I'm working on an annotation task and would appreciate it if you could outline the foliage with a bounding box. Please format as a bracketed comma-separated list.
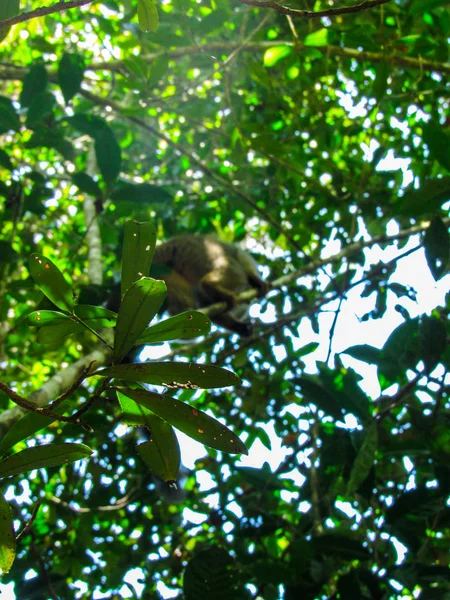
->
[0, 0, 449, 598]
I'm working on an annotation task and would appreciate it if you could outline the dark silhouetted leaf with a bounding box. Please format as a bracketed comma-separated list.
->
[20, 62, 48, 108]
[98, 361, 241, 389]
[113, 277, 166, 362]
[136, 311, 211, 343]
[58, 52, 85, 104]
[423, 217, 449, 280]
[117, 388, 248, 454]
[0, 443, 92, 478]
[121, 220, 157, 297]
[29, 254, 74, 312]
[0, 493, 15, 574]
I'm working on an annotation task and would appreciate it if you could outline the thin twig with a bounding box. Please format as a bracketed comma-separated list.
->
[16, 501, 42, 543]
[0, 0, 95, 31]
[236, 0, 391, 19]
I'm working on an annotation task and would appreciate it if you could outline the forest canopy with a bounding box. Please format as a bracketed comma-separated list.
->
[0, 0, 449, 599]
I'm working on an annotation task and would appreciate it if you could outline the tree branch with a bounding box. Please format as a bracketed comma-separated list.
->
[0, 0, 95, 31]
[236, 0, 391, 19]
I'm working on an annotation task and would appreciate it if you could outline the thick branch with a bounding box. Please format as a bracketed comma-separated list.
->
[236, 0, 391, 19]
[0, 0, 95, 31]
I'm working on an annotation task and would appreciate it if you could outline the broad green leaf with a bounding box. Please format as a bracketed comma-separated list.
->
[184, 547, 237, 600]
[27, 310, 71, 326]
[113, 277, 166, 362]
[0, 493, 15, 574]
[68, 113, 110, 137]
[110, 181, 172, 204]
[0, 443, 92, 478]
[422, 121, 450, 172]
[0, 400, 77, 458]
[148, 53, 169, 87]
[37, 322, 84, 344]
[263, 46, 292, 67]
[95, 129, 122, 184]
[423, 217, 449, 280]
[58, 52, 85, 104]
[119, 391, 181, 480]
[74, 305, 117, 327]
[136, 311, 211, 344]
[399, 176, 450, 216]
[297, 377, 343, 420]
[372, 62, 389, 103]
[71, 172, 102, 196]
[29, 254, 74, 312]
[410, 0, 448, 16]
[304, 28, 328, 47]
[97, 361, 241, 389]
[118, 388, 248, 455]
[0, 148, 13, 170]
[419, 315, 447, 373]
[136, 422, 181, 482]
[26, 91, 55, 127]
[138, 0, 159, 32]
[346, 421, 378, 496]
[20, 62, 48, 108]
[0, 0, 19, 21]
[25, 127, 74, 160]
[121, 220, 157, 297]
[0, 240, 18, 263]
[0, 95, 20, 134]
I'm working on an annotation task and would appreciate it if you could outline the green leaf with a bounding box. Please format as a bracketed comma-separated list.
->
[423, 217, 449, 280]
[346, 421, 378, 496]
[0, 95, 20, 134]
[26, 91, 55, 128]
[148, 53, 169, 87]
[0, 148, 14, 170]
[118, 388, 248, 455]
[29, 254, 74, 312]
[0, 0, 19, 21]
[110, 181, 172, 204]
[58, 52, 85, 104]
[0, 400, 77, 458]
[25, 127, 75, 161]
[136, 311, 211, 344]
[71, 172, 102, 196]
[27, 310, 72, 326]
[304, 28, 328, 47]
[121, 220, 157, 297]
[0, 493, 15, 574]
[0, 443, 92, 478]
[97, 361, 241, 389]
[297, 377, 343, 420]
[137, 434, 180, 482]
[263, 46, 292, 67]
[74, 305, 117, 327]
[113, 277, 166, 362]
[184, 547, 238, 600]
[118, 391, 181, 481]
[138, 0, 159, 32]
[95, 129, 122, 184]
[419, 315, 447, 373]
[422, 121, 450, 172]
[409, 0, 448, 16]
[37, 322, 84, 344]
[68, 113, 110, 137]
[399, 177, 450, 217]
[372, 62, 389, 103]
[20, 62, 48, 108]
